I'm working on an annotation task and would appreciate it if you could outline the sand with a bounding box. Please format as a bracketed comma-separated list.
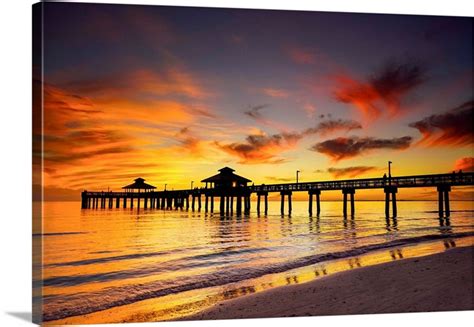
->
[181, 246, 474, 320]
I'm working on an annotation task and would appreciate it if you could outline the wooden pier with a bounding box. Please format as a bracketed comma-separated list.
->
[82, 169, 474, 218]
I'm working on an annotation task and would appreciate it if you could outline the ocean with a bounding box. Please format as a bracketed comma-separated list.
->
[35, 200, 474, 324]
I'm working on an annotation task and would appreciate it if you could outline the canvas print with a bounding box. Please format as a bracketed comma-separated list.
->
[32, 1, 474, 325]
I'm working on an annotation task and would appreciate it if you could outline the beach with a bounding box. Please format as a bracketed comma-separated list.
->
[181, 246, 474, 320]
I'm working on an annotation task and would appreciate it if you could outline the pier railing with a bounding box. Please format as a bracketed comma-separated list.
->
[249, 172, 474, 192]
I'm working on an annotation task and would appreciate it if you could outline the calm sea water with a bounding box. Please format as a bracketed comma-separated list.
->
[36, 200, 474, 323]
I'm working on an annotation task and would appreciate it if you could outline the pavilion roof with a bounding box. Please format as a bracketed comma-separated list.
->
[122, 177, 156, 189]
[201, 167, 251, 183]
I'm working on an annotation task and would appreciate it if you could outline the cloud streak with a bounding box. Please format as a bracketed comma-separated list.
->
[261, 88, 290, 98]
[244, 104, 270, 120]
[311, 136, 413, 161]
[65, 67, 210, 100]
[409, 99, 473, 146]
[303, 119, 362, 137]
[287, 47, 315, 64]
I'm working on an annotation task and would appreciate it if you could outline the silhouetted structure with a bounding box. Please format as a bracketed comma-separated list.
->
[201, 167, 252, 215]
[123, 177, 156, 192]
[81, 170, 474, 219]
[201, 167, 251, 188]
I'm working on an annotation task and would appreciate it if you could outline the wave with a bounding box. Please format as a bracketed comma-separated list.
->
[41, 246, 272, 287]
[43, 231, 474, 322]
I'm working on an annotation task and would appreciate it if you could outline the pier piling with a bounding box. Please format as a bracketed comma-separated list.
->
[236, 196, 242, 215]
[280, 191, 292, 215]
[308, 190, 321, 216]
[342, 188, 355, 217]
[384, 186, 398, 218]
[437, 185, 451, 217]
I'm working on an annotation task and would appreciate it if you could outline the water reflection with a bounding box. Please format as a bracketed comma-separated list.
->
[279, 215, 294, 237]
[443, 239, 456, 249]
[438, 217, 451, 228]
[389, 248, 404, 260]
[313, 266, 328, 277]
[221, 285, 256, 300]
[343, 216, 357, 244]
[347, 257, 362, 269]
[308, 216, 321, 234]
[385, 216, 398, 232]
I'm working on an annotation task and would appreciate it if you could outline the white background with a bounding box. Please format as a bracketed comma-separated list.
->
[0, 0, 472, 326]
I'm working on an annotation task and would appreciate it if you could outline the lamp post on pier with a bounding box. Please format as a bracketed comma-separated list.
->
[388, 161, 392, 185]
[191, 181, 194, 189]
[296, 170, 300, 184]
[164, 183, 167, 191]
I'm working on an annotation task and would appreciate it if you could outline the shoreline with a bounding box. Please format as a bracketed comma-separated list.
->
[180, 246, 474, 321]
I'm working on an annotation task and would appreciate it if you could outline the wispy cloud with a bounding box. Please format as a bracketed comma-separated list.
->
[65, 67, 211, 100]
[409, 99, 473, 146]
[287, 47, 316, 64]
[303, 103, 317, 118]
[215, 132, 302, 164]
[261, 88, 290, 98]
[244, 104, 270, 120]
[311, 136, 413, 161]
[303, 119, 362, 137]
[334, 59, 426, 121]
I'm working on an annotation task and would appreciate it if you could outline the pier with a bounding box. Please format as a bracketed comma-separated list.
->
[82, 168, 474, 218]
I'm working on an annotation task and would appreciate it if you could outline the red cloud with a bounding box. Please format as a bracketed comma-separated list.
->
[334, 61, 426, 121]
[409, 99, 473, 147]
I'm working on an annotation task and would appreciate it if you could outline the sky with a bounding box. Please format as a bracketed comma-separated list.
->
[33, 3, 474, 200]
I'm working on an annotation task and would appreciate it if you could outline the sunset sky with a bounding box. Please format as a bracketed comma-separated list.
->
[34, 3, 473, 200]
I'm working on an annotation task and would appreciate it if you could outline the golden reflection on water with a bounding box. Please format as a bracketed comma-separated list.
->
[50, 237, 473, 325]
[40, 200, 474, 325]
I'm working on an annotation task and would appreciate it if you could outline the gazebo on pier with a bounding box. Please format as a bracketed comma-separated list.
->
[201, 167, 253, 215]
[201, 167, 251, 189]
[122, 177, 156, 193]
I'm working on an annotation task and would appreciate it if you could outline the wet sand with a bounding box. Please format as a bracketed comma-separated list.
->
[181, 246, 474, 320]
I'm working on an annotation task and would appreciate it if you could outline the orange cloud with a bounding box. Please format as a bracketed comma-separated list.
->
[37, 69, 216, 195]
[65, 67, 210, 100]
[454, 157, 474, 172]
